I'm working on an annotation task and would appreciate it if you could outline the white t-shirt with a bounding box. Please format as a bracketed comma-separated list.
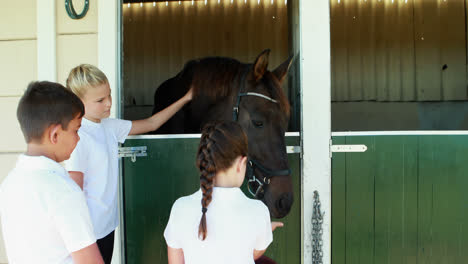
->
[65, 118, 132, 239]
[164, 187, 273, 264]
[0, 155, 96, 264]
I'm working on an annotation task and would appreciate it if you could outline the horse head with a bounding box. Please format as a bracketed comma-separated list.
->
[152, 50, 294, 218]
[233, 50, 294, 218]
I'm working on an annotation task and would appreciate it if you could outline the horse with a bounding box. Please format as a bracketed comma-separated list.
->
[152, 49, 294, 219]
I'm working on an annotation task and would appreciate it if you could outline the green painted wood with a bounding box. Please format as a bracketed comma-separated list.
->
[123, 138, 200, 263]
[373, 136, 418, 264]
[122, 136, 301, 264]
[331, 137, 346, 264]
[345, 136, 375, 264]
[332, 135, 468, 264]
[418, 136, 468, 264]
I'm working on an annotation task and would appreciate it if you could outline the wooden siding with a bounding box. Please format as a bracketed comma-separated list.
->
[0, 2, 37, 263]
[57, 34, 98, 84]
[56, 0, 98, 86]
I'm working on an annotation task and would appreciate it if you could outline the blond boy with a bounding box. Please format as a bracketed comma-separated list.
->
[65, 64, 192, 263]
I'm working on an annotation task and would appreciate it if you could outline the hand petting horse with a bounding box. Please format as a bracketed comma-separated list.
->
[152, 49, 294, 219]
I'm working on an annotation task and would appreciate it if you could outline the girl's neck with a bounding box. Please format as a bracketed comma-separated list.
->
[213, 169, 242, 188]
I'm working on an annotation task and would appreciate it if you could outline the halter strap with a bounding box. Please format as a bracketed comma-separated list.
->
[232, 68, 278, 121]
[233, 93, 278, 121]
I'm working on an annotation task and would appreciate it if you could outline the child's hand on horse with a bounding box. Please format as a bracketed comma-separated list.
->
[184, 85, 194, 101]
[271, 221, 284, 232]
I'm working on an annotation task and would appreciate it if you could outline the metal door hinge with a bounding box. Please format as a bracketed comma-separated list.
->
[330, 139, 367, 158]
[118, 146, 147, 162]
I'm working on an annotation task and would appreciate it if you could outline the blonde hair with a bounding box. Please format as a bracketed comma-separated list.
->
[66, 64, 108, 98]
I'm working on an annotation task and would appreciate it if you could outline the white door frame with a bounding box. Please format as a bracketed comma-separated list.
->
[300, 0, 331, 263]
[37, 0, 57, 81]
[98, 1, 122, 263]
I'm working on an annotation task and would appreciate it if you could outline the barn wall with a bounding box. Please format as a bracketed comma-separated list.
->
[56, 0, 98, 84]
[0, 1, 99, 263]
[332, 101, 468, 131]
[122, 0, 289, 118]
[330, 0, 467, 102]
[0, 2, 37, 261]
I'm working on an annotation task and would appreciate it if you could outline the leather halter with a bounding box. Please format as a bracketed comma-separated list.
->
[232, 67, 291, 198]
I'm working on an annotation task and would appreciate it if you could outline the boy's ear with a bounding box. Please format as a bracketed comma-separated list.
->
[48, 124, 61, 145]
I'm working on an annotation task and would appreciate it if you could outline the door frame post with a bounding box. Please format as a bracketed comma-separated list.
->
[300, 0, 331, 263]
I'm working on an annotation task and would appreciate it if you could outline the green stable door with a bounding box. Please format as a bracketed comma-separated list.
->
[122, 135, 301, 263]
[332, 135, 468, 264]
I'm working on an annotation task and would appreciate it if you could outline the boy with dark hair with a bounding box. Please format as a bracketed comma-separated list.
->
[0, 81, 104, 264]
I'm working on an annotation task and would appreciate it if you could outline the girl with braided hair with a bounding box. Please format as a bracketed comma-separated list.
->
[164, 121, 283, 264]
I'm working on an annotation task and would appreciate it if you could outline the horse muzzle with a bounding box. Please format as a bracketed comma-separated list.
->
[246, 159, 293, 218]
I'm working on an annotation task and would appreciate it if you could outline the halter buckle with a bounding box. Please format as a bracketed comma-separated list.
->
[247, 176, 264, 198]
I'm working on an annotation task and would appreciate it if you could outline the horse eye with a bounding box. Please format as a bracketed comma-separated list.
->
[252, 120, 264, 128]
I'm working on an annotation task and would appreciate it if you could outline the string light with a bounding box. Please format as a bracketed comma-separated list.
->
[119, 0, 296, 8]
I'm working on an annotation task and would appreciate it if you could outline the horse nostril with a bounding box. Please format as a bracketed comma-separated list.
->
[276, 193, 293, 215]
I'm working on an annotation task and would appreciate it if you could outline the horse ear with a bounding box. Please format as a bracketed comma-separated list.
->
[251, 49, 271, 81]
[272, 55, 293, 84]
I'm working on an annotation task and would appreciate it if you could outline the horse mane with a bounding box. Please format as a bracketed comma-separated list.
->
[183, 56, 290, 117]
[185, 57, 243, 99]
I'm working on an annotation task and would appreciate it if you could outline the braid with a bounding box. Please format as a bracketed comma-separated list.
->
[195, 121, 248, 241]
[197, 127, 216, 240]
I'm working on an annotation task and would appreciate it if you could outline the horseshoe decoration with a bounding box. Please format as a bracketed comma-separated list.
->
[65, 0, 89, 20]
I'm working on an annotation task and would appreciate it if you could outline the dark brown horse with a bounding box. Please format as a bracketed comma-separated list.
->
[152, 50, 293, 219]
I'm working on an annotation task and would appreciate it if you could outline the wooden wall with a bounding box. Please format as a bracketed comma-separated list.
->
[0, 2, 37, 261]
[330, 0, 467, 102]
[122, 0, 289, 107]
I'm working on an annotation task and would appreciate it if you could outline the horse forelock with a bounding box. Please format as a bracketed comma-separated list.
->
[263, 71, 291, 118]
